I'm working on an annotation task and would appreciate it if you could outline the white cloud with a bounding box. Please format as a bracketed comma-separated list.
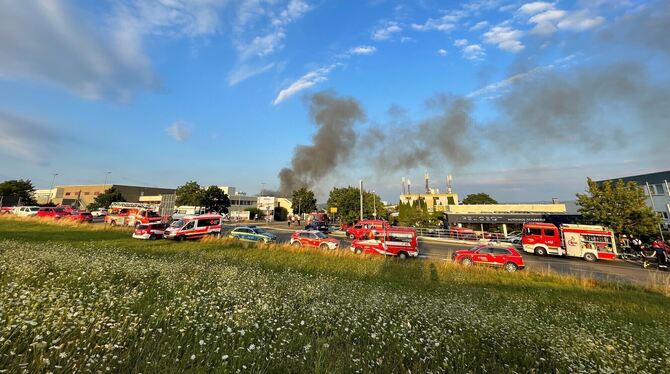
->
[411, 13, 461, 33]
[273, 64, 341, 105]
[454, 39, 469, 47]
[349, 45, 377, 55]
[239, 31, 287, 60]
[166, 121, 192, 142]
[470, 21, 489, 31]
[228, 63, 276, 86]
[557, 10, 605, 31]
[518, 2, 555, 14]
[0, 1, 160, 101]
[437, 49, 448, 56]
[272, 0, 310, 26]
[462, 44, 486, 61]
[372, 22, 403, 40]
[529, 9, 566, 24]
[483, 26, 525, 52]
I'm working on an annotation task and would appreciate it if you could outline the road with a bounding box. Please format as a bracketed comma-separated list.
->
[251, 224, 670, 287]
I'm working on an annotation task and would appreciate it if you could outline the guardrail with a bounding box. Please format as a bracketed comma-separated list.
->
[413, 228, 508, 242]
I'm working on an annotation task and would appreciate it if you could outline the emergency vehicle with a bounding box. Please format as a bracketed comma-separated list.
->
[104, 202, 162, 227]
[164, 214, 223, 241]
[346, 219, 390, 239]
[350, 227, 418, 259]
[522, 223, 617, 262]
[172, 206, 207, 220]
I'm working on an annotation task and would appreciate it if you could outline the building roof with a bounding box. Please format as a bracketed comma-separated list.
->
[596, 170, 670, 185]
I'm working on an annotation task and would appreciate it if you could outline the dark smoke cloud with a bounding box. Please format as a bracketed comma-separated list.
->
[599, 0, 670, 56]
[366, 95, 477, 172]
[278, 91, 365, 195]
[491, 62, 670, 154]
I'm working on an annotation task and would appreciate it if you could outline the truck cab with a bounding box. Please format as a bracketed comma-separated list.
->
[346, 219, 390, 239]
[521, 223, 562, 256]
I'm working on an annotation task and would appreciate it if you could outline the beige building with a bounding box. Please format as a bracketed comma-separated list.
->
[33, 188, 61, 205]
[257, 196, 293, 215]
[53, 184, 175, 208]
[400, 192, 460, 212]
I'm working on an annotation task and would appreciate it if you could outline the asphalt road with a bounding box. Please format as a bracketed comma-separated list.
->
[252, 225, 670, 287]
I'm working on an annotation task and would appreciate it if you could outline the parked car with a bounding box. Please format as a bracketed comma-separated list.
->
[346, 219, 390, 239]
[133, 222, 169, 240]
[65, 211, 94, 223]
[350, 227, 418, 259]
[452, 244, 525, 272]
[505, 233, 522, 244]
[36, 207, 69, 219]
[290, 230, 339, 249]
[90, 209, 108, 217]
[305, 221, 329, 233]
[228, 226, 277, 243]
[164, 215, 222, 241]
[13, 206, 40, 217]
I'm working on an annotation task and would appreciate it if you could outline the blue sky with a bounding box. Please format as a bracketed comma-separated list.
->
[0, 0, 668, 202]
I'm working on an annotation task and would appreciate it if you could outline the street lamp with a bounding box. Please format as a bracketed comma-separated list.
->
[103, 171, 111, 190]
[48, 173, 58, 204]
[359, 180, 363, 221]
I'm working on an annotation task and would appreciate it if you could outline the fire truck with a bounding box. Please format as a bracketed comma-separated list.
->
[350, 227, 418, 259]
[521, 223, 617, 262]
[104, 202, 162, 227]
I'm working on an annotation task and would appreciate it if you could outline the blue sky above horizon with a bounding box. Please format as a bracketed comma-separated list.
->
[1, 0, 668, 203]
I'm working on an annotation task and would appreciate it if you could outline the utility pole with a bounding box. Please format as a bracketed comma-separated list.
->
[48, 173, 58, 204]
[372, 190, 377, 219]
[359, 179, 363, 221]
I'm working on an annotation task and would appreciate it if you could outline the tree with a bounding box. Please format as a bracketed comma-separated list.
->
[326, 187, 385, 225]
[202, 185, 230, 213]
[176, 181, 205, 206]
[397, 199, 433, 227]
[291, 187, 317, 214]
[274, 206, 288, 221]
[462, 192, 498, 205]
[576, 177, 661, 238]
[87, 187, 126, 211]
[0, 179, 37, 205]
[246, 207, 264, 220]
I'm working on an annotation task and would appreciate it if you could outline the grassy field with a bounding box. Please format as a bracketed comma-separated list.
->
[1, 217, 669, 373]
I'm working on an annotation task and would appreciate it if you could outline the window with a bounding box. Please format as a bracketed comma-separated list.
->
[65, 192, 71, 196]
[447, 196, 455, 205]
[527, 228, 542, 236]
[543, 229, 556, 237]
[94, 192, 100, 196]
[299, 232, 311, 238]
[477, 247, 493, 254]
[183, 221, 195, 230]
[662, 212, 669, 220]
[84, 192, 90, 195]
[491, 248, 511, 255]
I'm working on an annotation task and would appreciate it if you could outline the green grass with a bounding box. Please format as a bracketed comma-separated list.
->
[1, 217, 669, 373]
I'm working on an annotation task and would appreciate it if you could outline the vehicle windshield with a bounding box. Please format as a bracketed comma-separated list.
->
[29, 207, 39, 211]
[314, 232, 327, 239]
[147, 211, 160, 217]
[54, 208, 64, 213]
[253, 228, 267, 234]
[170, 220, 185, 228]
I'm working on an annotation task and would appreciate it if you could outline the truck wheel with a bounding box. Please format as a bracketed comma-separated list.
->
[355, 248, 363, 254]
[460, 257, 473, 267]
[584, 253, 597, 262]
[504, 262, 518, 272]
[534, 247, 546, 256]
[348, 233, 355, 239]
[177, 236, 185, 242]
[319, 243, 329, 250]
[149, 234, 156, 240]
[398, 252, 408, 260]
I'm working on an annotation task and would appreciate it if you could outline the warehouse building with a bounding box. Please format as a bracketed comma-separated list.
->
[51, 184, 175, 209]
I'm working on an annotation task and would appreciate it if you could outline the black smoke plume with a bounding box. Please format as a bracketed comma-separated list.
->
[278, 91, 365, 195]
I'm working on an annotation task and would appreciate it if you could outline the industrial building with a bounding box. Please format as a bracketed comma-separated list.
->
[43, 184, 175, 209]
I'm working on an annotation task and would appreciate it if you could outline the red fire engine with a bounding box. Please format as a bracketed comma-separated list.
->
[522, 223, 617, 262]
[350, 227, 418, 259]
[104, 202, 162, 227]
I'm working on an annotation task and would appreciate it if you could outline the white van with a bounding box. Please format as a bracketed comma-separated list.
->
[164, 214, 223, 241]
[14, 206, 40, 217]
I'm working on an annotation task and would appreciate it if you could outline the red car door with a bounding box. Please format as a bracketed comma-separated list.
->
[475, 247, 494, 265]
[490, 248, 511, 267]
